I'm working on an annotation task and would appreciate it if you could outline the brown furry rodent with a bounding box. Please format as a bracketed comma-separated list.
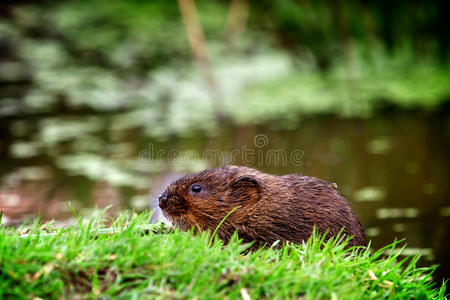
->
[159, 165, 367, 247]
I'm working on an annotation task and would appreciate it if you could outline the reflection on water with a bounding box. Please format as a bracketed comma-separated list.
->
[0, 108, 449, 281]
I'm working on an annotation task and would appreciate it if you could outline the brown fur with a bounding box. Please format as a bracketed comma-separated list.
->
[159, 165, 367, 248]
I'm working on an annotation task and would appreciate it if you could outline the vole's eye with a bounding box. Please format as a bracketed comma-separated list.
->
[191, 184, 202, 193]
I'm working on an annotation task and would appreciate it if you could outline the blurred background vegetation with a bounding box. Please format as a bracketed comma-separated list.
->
[0, 0, 449, 282]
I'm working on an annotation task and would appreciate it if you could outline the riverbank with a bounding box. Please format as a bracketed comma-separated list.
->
[0, 211, 445, 299]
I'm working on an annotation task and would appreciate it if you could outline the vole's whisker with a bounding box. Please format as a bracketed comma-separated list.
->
[193, 209, 220, 221]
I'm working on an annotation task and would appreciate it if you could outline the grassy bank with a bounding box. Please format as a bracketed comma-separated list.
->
[0, 212, 445, 299]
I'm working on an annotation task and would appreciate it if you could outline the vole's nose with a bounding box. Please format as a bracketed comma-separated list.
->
[159, 191, 168, 209]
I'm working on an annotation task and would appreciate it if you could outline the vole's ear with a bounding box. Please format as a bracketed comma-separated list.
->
[229, 176, 260, 204]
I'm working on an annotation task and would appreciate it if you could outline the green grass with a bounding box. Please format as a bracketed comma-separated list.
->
[0, 211, 446, 299]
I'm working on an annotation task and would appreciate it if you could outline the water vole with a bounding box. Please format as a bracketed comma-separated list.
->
[159, 165, 367, 247]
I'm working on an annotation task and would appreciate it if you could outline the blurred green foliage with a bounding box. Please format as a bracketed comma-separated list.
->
[253, 0, 449, 65]
[0, 0, 449, 175]
[0, 0, 448, 131]
[0, 0, 447, 187]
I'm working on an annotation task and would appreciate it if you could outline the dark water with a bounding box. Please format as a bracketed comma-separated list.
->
[0, 107, 449, 282]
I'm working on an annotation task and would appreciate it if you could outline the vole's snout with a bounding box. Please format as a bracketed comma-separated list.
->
[158, 190, 168, 209]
